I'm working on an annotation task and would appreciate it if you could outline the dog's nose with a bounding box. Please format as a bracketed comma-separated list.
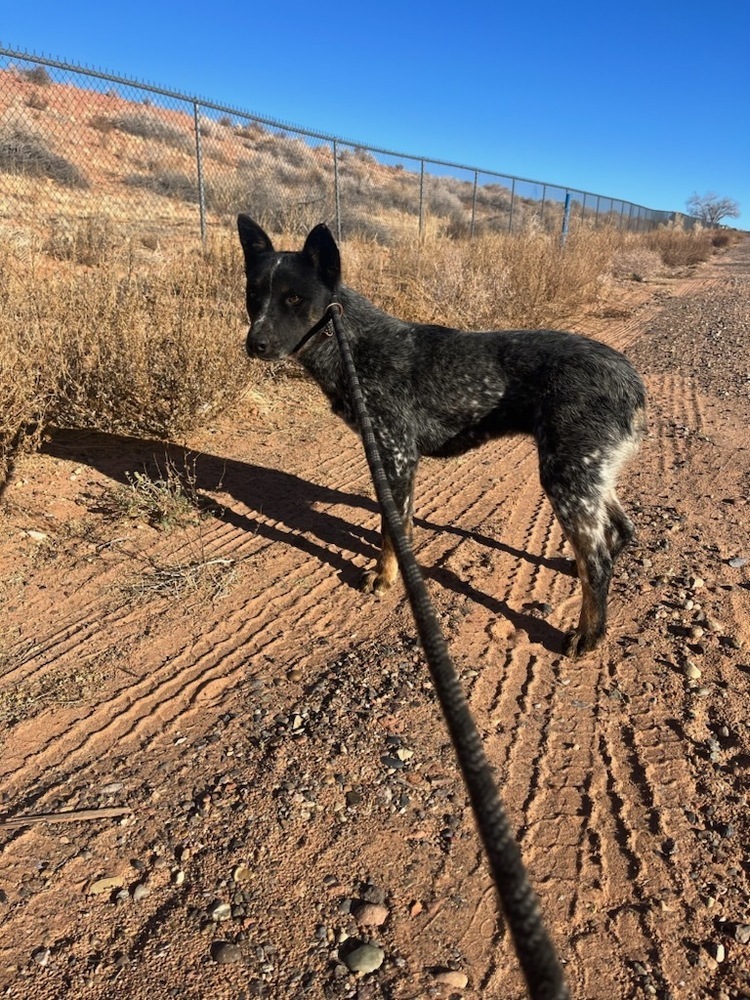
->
[246, 327, 269, 357]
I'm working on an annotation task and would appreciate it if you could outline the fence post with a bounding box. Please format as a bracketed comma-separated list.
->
[470, 169, 478, 239]
[509, 177, 516, 233]
[192, 102, 207, 243]
[540, 183, 547, 228]
[561, 191, 571, 246]
[333, 140, 342, 243]
[418, 159, 425, 238]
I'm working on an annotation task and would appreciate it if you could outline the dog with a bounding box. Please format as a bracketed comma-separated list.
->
[237, 215, 647, 658]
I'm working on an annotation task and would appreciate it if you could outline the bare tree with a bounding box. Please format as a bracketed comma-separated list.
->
[686, 192, 740, 225]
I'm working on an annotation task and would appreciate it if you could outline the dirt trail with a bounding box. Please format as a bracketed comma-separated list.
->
[1, 243, 749, 1000]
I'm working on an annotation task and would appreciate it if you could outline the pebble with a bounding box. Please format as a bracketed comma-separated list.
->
[132, 882, 150, 903]
[380, 755, 406, 770]
[343, 943, 385, 975]
[734, 924, 750, 945]
[88, 876, 125, 896]
[662, 837, 677, 857]
[710, 942, 726, 963]
[232, 865, 252, 884]
[431, 969, 469, 989]
[25, 530, 48, 542]
[351, 901, 390, 927]
[211, 940, 243, 964]
[209, 901, 232, 921]
[172, 870, 186, 886]
[32, 947, 51, 967]
[100, 782, 124, 794]
[684, 662, 702, 680]
[728, 556, 748, 568]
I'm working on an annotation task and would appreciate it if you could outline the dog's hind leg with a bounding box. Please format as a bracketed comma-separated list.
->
[541, 469, 614, 658]
[361, 445, 417, 596]
[604, 497, 635, 562]
[559, 515, 613, 659]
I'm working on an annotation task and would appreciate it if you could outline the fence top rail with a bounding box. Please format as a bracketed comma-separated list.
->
[0, 42, 681, 220]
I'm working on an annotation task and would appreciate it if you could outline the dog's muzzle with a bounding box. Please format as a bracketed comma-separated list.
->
[246, 325, 272, 359]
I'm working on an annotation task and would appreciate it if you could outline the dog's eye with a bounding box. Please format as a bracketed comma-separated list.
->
[285, 293, 303, 307]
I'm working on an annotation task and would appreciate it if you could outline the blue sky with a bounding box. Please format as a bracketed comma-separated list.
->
[2, 0, 748, 224]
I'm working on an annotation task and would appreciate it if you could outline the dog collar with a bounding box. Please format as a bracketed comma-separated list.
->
[290, 306, 337, 356]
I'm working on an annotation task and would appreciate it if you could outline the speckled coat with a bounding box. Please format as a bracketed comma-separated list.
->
[238, 216, 647, 658]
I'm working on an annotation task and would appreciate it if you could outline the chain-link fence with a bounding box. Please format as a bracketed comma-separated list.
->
[1, 45, 687, 246]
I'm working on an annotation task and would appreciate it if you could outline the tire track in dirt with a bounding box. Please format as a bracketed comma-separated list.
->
[455, 268, 740, 997]
[0, 307, 638, 804]
[2, 543, 368, 791]
[3, 246, 749, 1000]
[0, 440, 395, 803]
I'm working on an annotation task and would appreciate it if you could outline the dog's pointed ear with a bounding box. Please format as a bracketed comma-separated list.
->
[237, 215, 274, 267]
[303, 223, 341, 290]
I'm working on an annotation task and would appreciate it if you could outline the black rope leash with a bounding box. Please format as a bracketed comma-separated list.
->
[326, 302, 570, 1000]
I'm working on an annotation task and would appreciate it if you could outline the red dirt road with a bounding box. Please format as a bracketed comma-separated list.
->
[1, 242, 749, 1000]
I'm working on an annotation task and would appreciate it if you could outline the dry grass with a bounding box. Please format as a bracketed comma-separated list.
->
[0, 115, 89, 188]
[0, 659, 113, 726]
[0, 218, 727, 489]
[0, 228, 249, 485]
[126, 553, 237, 602]
[344, 225, 623, 330]
[644, 225, 714, 268]
[104, 457, 204, 530]
[90, 112, 192, 151]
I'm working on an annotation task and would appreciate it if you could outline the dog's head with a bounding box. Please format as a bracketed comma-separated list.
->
[237, 216, 341, 360]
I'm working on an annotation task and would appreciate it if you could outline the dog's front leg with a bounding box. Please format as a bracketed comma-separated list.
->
[361, 447, 417, 596]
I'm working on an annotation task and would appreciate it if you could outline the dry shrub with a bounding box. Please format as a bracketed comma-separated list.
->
[343, 226, 621, 330]
[710, 230, 744, 249]
[0, 110, 88, 188]
[90, 113, 191, 151]
[43, 215, 119, 265]
[0, 331, 55, 487]
[0, 239, 61, 482]
[22, 66, 53, 87]
[124, 169, 199, 204]
[0, 228, 248, 486]
[610, 235, 664, 282]
[644, 226, 713, 268]
[50, 237, 248, 436]
[26, 91, 50, 112]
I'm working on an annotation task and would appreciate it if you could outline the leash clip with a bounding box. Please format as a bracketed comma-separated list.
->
[324, 301, 344, 336]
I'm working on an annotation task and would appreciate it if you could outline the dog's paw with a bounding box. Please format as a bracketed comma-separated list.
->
[360, 568, 393, 596]
[563, 628, 602, 659]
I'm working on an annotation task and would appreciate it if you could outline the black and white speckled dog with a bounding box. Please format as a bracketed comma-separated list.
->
[237, 216, 647, 658]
